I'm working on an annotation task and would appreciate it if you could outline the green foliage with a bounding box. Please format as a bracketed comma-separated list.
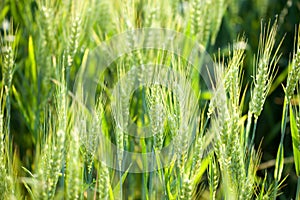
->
[0, 0, 299, 199]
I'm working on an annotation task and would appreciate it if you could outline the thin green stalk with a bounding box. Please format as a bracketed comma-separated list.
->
[119, 158, 123, 200]
[141, 138, 149, 200]
[0, 91, 6, 199]
[148, 151, 154, 199]
[154, 148, 167, 199]
[273, 99, 288, 198]
[296, 177, 300, 200]
[189, 116, 209, 179]
[5, 94, 10, 137]
[245, 115, 257, 173]
[244, 111, 252, 149]
[281, 99, 289, 138]
[250, 118, 258, 148]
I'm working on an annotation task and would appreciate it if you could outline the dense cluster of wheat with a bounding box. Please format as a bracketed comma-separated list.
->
[0, 0, 300, 199]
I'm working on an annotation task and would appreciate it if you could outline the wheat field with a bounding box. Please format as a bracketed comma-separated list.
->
[0, 0, 300, 199]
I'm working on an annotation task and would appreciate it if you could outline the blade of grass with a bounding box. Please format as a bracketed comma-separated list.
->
[290, 105, 300, 176]
[113, 165, 131, 198]
[290, 104, 300, 199]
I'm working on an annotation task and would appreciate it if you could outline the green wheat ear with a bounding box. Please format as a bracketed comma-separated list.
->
[286, 25, 300, 102]
[249, 20, 281, 120]
[65, 128, 82, 200]
[65, 15, 81, 69]
[147, 85, 165, 150]
[1, 34, 15, 94]
[0, 19, 18, 199]
[98, 162, 110, 200]
[179, 176, 192, 200]
[208, 155, 219, 200]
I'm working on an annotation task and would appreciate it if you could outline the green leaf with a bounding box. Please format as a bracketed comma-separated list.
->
[290, 106, 300, 176]
[281, 99, 288, 136]
[274, 143, 284, 181]
[269, 67, 288, 95]
[113, 165, 131, 198]
[109, 184, 114, 200]
[0, 6, 9, 23]
[274, 99, 288, 181]
[192, 156, 209, 185]
[28, 36, 37, 84]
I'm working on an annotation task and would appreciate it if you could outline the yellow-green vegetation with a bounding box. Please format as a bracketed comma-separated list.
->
[0, 0, 300, 199]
